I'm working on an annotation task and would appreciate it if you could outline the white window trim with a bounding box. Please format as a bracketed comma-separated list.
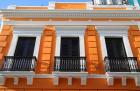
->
[55, 26, 86, 57]
[8, 26, 44, 58]
[96, 26, 133, 59]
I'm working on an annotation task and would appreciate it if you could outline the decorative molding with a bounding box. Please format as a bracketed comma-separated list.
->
[106, 72, 140, 86]
[13, 26, 44, 35]
[1, 10, 140, 18]
[52, 72, 88, 85]
[3, 21, 139, 26]
[96, 26, 129, 36]
[8, 26, 44, 58]
[55, 26, 86, 57]
[96, 26, 133, 59]
[56, 26, 86, 36]
[93, 5, 134, 10]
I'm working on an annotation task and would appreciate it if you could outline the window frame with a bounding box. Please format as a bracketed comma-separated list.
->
[8, 26, 43, 58]
[96, 26, 133, 59]
[55, 26, 86, 57]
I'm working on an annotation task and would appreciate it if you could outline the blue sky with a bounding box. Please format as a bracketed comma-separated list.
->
[0, 0, 91, 8]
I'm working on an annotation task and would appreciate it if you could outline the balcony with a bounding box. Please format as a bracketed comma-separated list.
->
[1, 56, 37, 71]
[53, 56, 87, 85]
[0, 56, 37, 85]
[54, 56, 86, 72]
[104, 57, 140, 86]
[104, 57, 140, 72]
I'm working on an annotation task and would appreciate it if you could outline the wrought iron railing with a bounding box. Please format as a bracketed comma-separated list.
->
[1, 56, 37, 71]
[54, 56, 86, 72]
[104, 57, 140, 72]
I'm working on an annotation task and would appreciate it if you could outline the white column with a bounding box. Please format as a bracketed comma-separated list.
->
[135, 76, 140, 86]
[8, 35, 18, 56]
[55, 36, 61, 56]
[80, 36, 85, 57]
[0, 76, 5, 85]
[68, 77, 72, 85]
[100, 36, 108, 59]
[27, 76, 34, 85]
[106, 0, 113, 5]
[122, 36, 133, 57]
[133, 0, 140, 9]
[33, 35, 41, 57]
[80, 36, 85, 71]
[55, 36, 61, 71]
[107, 76, 114, 86]
[53, 76, 59, 85]
[81, 77, 87, 85]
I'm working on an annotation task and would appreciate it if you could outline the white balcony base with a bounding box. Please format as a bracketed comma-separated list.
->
[106, 72, 140, 86]
[0, 71, 35, 85]
[52, 71, 88, 85]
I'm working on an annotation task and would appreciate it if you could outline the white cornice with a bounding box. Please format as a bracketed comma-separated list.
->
[13, 26, 44, 35]
[3, 21, 138, 26]
[55, 26, 86, 36]
[96, 26, 129, 36]
[0, 10, 140, 18]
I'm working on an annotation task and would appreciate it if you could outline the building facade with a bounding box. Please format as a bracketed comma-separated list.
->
[0, 0, 140, 91]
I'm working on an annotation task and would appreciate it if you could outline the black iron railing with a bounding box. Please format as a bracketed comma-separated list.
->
[54, 56, 86, 72]
[104, 57, 140, 72]
[1, 56, 37, 71]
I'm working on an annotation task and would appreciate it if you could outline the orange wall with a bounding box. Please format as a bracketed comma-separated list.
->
[55, 3, 86, 10]
[36, 26, 56, 74]
[128, 26, 140, 65]
[16, 7, 48, 10]
[0, 25, 13, 66]
[85, 26, 105, 74]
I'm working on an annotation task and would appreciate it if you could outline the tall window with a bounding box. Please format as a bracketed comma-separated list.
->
[105, 37, 127, 57]
[14, 37, 36, 57]
[60, 37, 80, 57]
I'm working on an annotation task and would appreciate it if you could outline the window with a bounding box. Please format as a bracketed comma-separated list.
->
[54, 26, 86, 72]
[8, 26, 43, 58]
[55, 26, 86, 57]
[105, 37, 127, 57]
[96, 26, 136, 72]
[14, 37, 36, 57]
[4, 26, 43, 71]
[60, 37, 80, 57]
[96, 26, 133, 58]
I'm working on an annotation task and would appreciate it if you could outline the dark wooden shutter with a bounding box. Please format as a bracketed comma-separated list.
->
[60, 37, 80, 71]
[14, 37, 36, 57]
[60, 37, 80, 57]
[12, 37, 36, 71]
[105, 38, 127, 57]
